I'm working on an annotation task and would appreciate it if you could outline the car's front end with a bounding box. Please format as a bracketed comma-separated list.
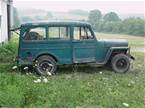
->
[97, 38, 135, 73]
[103, 39, 135, 60]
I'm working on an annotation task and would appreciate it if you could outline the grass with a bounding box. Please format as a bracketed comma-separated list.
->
[0, 35, 18, 63]
[0, 52, 145, 108]
[0, 33, 145, 108]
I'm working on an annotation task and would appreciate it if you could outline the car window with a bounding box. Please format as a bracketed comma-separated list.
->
[73, 26, 94, 40]
[23, 27, 46, 40]
[48, 27, 70, 39]
[73, 27, 80, 40]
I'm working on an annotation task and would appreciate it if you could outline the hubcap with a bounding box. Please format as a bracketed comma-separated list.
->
[39, 61, 54, 75]
[116, 58, 127, 69]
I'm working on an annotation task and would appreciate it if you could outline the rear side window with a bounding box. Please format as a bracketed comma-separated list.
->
[24, 27, 46, 40]
[48, 27, 70, 39]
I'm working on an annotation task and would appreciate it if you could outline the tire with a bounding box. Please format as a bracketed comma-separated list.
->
[111, 54, 130, 73]
[35, 55, 57, 76]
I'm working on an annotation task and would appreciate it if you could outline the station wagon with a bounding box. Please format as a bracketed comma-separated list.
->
[13, 20, 134, 75]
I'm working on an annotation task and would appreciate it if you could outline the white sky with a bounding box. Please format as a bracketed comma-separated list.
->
[13, 0, 144, 14]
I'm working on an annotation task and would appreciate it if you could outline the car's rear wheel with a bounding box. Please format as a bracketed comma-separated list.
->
[111, 54, 130, 73]
[35, 55, 57, 76]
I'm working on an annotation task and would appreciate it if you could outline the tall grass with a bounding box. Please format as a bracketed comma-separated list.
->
[0, 35, 18, 63]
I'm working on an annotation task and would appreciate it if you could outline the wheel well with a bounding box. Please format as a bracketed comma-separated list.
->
[107, 49, 128, 65]
[111, 49, 127, 57]
[35, 53, 58, 62]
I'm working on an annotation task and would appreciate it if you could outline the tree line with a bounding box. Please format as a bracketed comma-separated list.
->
[13, 8, 144, 36]
[88, 10, 145, 36]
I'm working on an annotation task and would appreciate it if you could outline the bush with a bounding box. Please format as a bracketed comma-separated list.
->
[0, 40, 18, 63]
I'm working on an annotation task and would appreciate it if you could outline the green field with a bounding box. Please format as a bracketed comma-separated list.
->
[96, 33, 145, 48]
[0, 33, 145, 108]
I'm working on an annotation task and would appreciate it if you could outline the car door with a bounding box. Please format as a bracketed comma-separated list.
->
[72, 26, 96, 63]
[20, 26, 72, 65]
[46, 26, 72, 64]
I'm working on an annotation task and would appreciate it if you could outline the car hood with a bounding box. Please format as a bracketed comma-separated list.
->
[99, 39, 128, 47]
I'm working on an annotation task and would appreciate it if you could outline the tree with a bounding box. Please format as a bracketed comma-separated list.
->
[102, 22, 114, 32]
[103, 12, 121, 22]
[88, 10, 102, 31]
[122, 18, 145, 36]
[13, 7, 20, 28]
[111, 22, 123, 33]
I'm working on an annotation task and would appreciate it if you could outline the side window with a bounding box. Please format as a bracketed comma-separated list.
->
[85, 28, 94, 39]
[73, 27, 80, 40]
[24, 27, 46, 40]
[48, 27, 70, 39]
[73, 26, 94, 40]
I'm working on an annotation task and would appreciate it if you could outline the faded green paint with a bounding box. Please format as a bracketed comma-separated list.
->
[17, 20, 129, 65]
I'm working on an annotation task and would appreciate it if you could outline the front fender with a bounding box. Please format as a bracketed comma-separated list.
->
[97, 47, 130, 65]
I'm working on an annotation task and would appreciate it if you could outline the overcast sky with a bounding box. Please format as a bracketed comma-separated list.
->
[13, 0, 144, 14]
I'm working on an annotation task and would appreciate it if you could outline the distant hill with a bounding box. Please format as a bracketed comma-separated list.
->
[17, 8, 144, 23]
[68, 9, 89, 16]
[18, 8, 47, 17]
[52, 11, 87, 20]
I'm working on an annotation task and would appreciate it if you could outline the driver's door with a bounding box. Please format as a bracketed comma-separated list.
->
[72, 26, 96, 63]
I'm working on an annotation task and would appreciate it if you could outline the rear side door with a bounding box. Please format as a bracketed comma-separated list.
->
[46, 26, 72, 64]
[19, 26, 72, 65]
[72, 26, 96, 63]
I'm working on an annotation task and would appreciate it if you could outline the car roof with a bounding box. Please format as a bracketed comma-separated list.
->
[21, 20, 91, 27]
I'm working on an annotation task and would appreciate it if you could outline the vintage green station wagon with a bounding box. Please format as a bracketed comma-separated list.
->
[15, 20, 134, 75]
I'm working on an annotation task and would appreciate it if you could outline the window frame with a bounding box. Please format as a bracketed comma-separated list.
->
[73, 26, 95, 41]
[22, 26, 47, 42]
[47, 26, 71, 40]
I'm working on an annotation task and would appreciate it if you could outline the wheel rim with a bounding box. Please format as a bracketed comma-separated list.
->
[116, 58, 127, 70]
[38, 61, 54, 75]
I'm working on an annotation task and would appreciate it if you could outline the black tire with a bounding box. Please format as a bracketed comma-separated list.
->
[111, 54, 130, 73]
[35, 55, 57, 76]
